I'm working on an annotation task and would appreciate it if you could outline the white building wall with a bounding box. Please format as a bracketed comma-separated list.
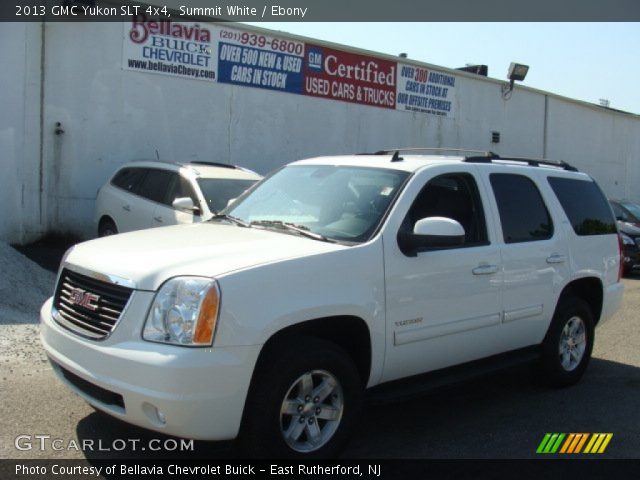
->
[0, 23, 43, 243]
[2, 21, 640, 243]
[545, 97, 640, 200]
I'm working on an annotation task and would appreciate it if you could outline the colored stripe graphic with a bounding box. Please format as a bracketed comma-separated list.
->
[559, 433, 575, 453]
[537, 433, 552, 453]
[539, 433, 613, 454]
[584, 433, 613, 454]
[537, 433, 565, 453]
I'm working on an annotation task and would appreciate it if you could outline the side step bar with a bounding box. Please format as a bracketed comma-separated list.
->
[366, 346, 541, 404]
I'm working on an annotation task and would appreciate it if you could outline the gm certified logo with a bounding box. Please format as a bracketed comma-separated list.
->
[69, 288, 100, 311]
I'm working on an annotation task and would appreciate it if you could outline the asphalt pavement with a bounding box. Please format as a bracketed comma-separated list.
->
[1, 272, 639, 460]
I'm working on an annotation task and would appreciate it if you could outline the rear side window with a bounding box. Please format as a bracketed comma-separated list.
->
[137, 170, 176, 204]
[111, 168, 146, 193]
[490, 173, 553, 243]
[548, 177, 616, 236]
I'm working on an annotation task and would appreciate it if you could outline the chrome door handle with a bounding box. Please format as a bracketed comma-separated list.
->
[153, 216, 163, 223]
[472, 264, 498, 275]
[122, 205, 131, 211]
[546, 254, 566, 264]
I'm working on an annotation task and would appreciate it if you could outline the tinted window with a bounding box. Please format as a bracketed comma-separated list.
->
[137, 170, 175, 204]
[402, 173, 488, 248]
[548, 177, 616, 236]
[490, 173, 553, 243]
[111, 168, 146, 193]
[197, 178, 258, 213]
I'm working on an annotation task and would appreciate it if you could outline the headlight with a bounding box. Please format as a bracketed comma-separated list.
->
[621, 233, 634, 246]
[143, 277, 220, 346]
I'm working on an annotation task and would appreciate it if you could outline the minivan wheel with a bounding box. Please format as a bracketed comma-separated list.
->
[239, 337, 362, 458]
[538, 297, 594, 387]
[98, 219, 118, 237]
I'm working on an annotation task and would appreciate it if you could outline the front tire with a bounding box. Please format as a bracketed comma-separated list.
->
[538, 297, 594, 387]
[239, 337, 363, 458]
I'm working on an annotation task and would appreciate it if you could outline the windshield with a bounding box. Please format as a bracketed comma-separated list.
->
[197, 178, 258, 213]
[621, 202, 640, 221]
[224, 165, 409, 243]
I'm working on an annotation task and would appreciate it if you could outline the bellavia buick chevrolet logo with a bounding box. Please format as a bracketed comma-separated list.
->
[69, 288, 100, 311]
[536, 433, 613, 454]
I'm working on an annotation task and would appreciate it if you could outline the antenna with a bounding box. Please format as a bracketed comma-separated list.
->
[155, 149, 160, 161]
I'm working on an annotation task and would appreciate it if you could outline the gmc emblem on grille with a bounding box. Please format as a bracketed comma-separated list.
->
[69, 288, 100, 310]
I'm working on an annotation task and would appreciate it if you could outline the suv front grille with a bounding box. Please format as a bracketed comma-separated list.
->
[53, 268, 133, 340]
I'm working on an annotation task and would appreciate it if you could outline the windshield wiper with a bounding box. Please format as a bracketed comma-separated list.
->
[210, 214, 250, 228]
[250, 220, 333, 242]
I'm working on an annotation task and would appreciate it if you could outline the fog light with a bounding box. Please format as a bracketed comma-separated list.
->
[142, 402, 167, 426]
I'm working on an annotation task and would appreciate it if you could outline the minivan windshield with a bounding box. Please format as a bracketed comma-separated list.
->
[621, 202, 640, 221]
[222, 165, 409, 243]
[197, 178, 258, 213]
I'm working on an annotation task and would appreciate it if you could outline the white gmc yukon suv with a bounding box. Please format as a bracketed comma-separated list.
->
[40, 150, 624, 457]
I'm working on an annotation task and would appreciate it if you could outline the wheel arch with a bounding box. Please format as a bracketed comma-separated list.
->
[251, 315, 372, 388]
[555, 276, 604, 326]
[98, 215, 117, 233]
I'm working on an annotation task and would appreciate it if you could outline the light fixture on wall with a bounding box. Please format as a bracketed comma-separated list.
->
[501, 62, 529, 100]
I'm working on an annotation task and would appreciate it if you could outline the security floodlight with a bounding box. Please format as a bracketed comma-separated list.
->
[502, 62, 530, 99]
[507, 62, 529, 82]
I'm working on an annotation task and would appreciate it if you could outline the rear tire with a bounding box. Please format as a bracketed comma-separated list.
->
[239, 336, 363, 458]
[98, 219, 118, 237]
[538, 297, 594, 387]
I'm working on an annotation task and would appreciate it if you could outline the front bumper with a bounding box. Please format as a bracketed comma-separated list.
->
[40, 297, 261, 440]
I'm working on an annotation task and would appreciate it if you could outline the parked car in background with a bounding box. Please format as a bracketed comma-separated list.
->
[610, 199, 640, 274]
[95, 161, 262, 236]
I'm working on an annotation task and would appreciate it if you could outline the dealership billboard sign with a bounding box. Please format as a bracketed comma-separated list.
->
[123, 15, 457, 118]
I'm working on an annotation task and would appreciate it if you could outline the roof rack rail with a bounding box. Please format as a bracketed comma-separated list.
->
[182, 161, 259, 175]
[372, 147, 496, 157]
[357, 148, 578, 172]
[187, 161, 239, 169]
[463, 154, 578, 172]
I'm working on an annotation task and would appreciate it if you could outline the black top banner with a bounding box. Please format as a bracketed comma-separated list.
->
[3, 0, 640, 22]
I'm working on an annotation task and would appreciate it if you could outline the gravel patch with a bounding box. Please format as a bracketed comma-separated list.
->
[0, 241, 56, 368]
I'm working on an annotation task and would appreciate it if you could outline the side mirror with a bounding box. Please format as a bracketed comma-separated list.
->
[398, 216, 465, 256]
[172, 197, 200, 215]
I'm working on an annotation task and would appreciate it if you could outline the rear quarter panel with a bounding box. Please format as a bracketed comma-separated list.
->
[538, 170, 620, 320]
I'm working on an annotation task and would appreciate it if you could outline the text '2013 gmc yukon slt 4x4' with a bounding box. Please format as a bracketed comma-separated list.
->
[40, 149, 624, 457]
